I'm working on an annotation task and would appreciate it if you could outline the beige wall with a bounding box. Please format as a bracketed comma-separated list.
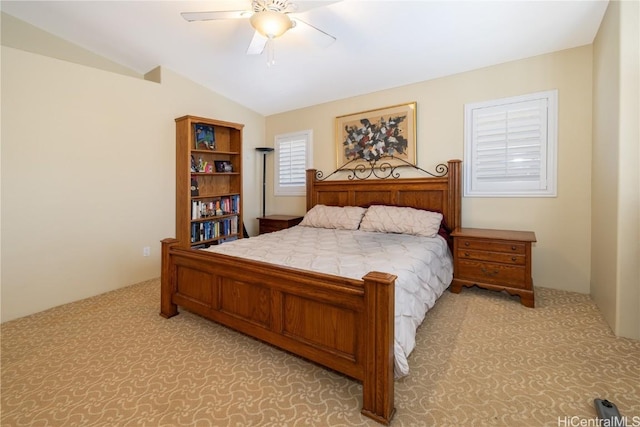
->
[3, 7, 638, 338]
[591, 0, 640, 340]
[266, 46, 594, 295]
[1, 27, 266, 321]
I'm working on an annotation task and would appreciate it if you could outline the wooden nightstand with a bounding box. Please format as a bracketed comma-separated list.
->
[257, 215, 303, 235]
[450, 228, 537, 307]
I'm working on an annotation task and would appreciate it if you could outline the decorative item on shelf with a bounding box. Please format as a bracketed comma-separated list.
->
[215, 200, 223, 216]
[194, 123, 216, 150]
[336, 102, 417, 167]
[214, 160, 233, 173]
[256, 147, 275, 217]
[198, 156, 205, 172]
[204, 203, 215, 217]
[205, 164, 214, 173]
[191, 155, 198, 172]
[190, 178, 199, 196]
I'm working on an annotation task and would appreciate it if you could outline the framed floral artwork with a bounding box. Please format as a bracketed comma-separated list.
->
[336, 102, 416, 167]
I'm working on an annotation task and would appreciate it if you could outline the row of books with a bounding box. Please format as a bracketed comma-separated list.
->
[191, 195, 240, 220]
[192, 235, 238, 249]
[191, 217, 239, 243]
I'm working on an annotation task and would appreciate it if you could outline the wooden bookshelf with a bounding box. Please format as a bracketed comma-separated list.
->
[175, 115, 243, 248]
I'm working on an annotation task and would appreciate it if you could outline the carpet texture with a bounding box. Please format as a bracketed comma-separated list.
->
[2, 278, 639, 426]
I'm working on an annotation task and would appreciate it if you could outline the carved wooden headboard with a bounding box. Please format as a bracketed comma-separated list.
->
[306, 159, 461, 231]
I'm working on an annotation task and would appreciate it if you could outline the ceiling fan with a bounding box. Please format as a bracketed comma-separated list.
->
[181, 0, 338, 65]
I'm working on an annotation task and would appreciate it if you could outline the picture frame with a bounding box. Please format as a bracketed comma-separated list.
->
[214, 160, 233, 173]
[335, 102, 416, 167]
[194, 123, 216, 150]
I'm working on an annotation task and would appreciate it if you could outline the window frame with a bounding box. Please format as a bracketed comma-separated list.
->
[463, 89, 558, 197]
[274, 129, 313, 197]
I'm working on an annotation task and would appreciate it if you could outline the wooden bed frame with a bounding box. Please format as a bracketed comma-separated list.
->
[160, 159, 461, 425]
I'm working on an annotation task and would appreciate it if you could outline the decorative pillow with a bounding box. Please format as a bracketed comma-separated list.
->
[299, 205, 367, 230]
[359, 205, 443, 237]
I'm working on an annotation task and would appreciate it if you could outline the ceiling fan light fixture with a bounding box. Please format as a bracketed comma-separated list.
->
[250, 10, 293, 38]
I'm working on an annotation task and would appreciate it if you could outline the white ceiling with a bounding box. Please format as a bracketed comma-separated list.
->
[1, 0, 608, 116]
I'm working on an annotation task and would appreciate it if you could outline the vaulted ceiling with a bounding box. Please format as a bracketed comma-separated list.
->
[1, 1, 608, 115]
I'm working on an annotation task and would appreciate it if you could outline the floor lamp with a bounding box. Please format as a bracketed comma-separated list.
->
[255, 147, 274, 217]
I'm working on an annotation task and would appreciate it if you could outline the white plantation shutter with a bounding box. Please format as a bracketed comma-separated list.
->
[464, 90, 557, 197]
[278, 139, 306, 186]
[275, 130, 313, 196]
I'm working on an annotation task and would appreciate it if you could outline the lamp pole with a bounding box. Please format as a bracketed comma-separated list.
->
[255, 147, 274, 217]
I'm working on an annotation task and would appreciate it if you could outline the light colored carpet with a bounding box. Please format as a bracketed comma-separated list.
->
[2, 278, 639, 426]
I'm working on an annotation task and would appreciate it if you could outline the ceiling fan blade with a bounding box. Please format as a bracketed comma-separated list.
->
[181, 10, 249, 22]
[287, 1, 342, 14]
[247, 31, 268, 55]
[291, 17, 336, 48]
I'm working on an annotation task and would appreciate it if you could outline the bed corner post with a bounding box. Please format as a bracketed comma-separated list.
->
[361, 271, 396, 425]
[160, 238, 179, 319]
[447, 159, 462, 231]
[306, 169, 317, 211]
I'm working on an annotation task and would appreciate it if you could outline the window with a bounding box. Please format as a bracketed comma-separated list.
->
[274, 130, 313, 196]
[464, 90, 558, 197]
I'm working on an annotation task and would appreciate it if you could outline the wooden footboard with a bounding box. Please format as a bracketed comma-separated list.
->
[160, 238, 396, 424]
[160, 159, 462, 424]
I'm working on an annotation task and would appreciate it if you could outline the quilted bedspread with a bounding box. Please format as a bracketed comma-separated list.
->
[203, 225, 453, 377]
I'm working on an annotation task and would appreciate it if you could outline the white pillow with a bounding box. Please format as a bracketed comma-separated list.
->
[359, 205, 443, 237]
[300, 205, 367, 230]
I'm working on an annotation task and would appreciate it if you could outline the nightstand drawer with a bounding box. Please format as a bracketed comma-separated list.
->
[457, 238, 525, 254]
[257, 215, 303, 235]
[457, 249, 526, 265]
[457, 260, 527, 289]
[259, 224, 281, 234]
[260, 223, 290, 234]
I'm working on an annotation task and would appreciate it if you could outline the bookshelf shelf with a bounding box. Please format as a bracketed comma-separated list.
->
[191, 149, 240, 155]
[190, 172, 241, 176]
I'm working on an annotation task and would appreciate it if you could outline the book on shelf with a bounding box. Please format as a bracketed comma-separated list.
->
[190, 216, 239, 244]
[191, 195, 240, 220]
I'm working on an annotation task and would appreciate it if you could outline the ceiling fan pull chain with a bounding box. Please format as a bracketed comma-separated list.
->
[266, 37, 276, 67]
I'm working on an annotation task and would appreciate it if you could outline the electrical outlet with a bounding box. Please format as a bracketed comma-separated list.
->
[143, 246, 151, 257]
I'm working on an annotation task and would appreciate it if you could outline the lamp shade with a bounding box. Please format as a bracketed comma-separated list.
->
[250, 10, 293, 38]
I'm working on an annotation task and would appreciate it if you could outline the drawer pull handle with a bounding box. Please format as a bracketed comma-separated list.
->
[511, 245, 517, 250]
[481, 267, 499, 277]
[511, 257, 517, 262]
[464, 242, 470, 246]
[464, 252, 470, 257]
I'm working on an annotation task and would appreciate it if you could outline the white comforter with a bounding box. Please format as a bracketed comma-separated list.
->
[204, 226, 453, 377]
